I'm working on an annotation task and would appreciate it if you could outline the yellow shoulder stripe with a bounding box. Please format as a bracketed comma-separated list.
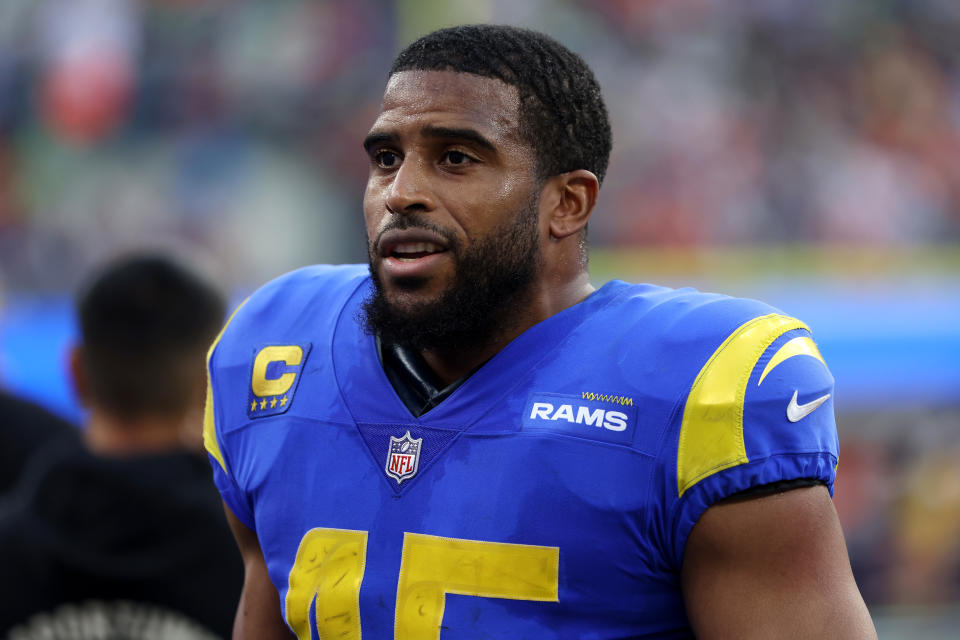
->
[676, 313, 809, 497]
[203, 297, 250, 474]
[757, 336, 825, 385]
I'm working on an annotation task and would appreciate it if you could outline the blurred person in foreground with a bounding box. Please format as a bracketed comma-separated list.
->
[0, 254, 243, 639]
[0, 390, 79, 497]
[204, 25, 876, 639]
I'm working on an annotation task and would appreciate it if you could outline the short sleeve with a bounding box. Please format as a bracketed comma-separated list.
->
[668, 313, 839, 568]
[203, 299, 256, 530]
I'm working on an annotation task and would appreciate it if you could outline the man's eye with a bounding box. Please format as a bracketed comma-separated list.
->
[444, 151, 470, 165]
[375, 151, 400, 168]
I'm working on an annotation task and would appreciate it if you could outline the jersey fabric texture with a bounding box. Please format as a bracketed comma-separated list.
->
[0, 441, 244, 639]
[204, 264, 839, 639]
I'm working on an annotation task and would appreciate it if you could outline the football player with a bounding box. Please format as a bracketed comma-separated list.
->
[205, 24, 876, 639]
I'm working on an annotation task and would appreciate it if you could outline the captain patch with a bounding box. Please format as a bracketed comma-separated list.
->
[247, 343, 311, 418]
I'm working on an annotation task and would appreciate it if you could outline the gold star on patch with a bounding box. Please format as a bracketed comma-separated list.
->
[270, 397, 277, 408]
[259, 398, 267, 410]
[250, 400, 257, 412]
[280, 396, 288, 407]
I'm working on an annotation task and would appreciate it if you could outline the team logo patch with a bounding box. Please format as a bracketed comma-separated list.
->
[247, 343, 311, 419]
[523, 392, 637, 444]
[386, 431, 422, 485]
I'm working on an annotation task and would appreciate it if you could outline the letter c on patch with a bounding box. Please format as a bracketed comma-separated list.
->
[251, 345, 303, 397]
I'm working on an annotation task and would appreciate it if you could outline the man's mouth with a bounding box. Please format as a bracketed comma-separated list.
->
[388, 241, 446, 262]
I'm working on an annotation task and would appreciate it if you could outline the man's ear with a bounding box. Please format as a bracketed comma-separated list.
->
[543, 169, 599, 240]
[68, 344, 91, 408]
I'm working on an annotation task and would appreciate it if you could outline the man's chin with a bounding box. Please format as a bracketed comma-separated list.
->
[361, 286, 439, 351]
[378, 273, 448, 308]
[380, 292, 445, 325]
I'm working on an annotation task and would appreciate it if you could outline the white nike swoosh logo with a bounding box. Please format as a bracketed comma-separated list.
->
[786, 390, 831, 423]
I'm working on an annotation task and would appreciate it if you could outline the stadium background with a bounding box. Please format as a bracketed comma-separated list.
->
[0, 0, 956, 635]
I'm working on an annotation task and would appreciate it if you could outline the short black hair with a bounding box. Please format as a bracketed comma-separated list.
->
[76, 254, 225, 418]
[390, 24, 612, 185]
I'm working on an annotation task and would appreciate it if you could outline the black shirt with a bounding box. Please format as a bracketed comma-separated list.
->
[0, 390, 80, 495]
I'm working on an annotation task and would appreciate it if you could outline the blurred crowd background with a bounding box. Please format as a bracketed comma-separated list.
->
[0, 0, 957, 636]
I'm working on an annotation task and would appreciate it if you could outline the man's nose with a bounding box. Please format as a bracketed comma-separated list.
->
[385, 156, 436, 214]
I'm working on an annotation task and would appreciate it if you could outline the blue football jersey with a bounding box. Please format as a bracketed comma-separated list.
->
[204, 264, 839, 639]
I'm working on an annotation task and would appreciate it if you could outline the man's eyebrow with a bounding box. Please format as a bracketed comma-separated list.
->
[362, 132, 394, 154]
[362, 126, 499, 155]
[422, 126, 498, 154]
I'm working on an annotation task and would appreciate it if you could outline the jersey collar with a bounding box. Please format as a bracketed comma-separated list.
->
[332, 278, 628, 430]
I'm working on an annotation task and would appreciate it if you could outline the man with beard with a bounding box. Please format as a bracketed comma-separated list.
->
[204, 25, 875, 639]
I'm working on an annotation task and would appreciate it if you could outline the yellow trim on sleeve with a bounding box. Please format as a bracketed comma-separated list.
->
[203, 297, 250, 474]
[757, 336, 825, 385]
[676, 314, 809, 497]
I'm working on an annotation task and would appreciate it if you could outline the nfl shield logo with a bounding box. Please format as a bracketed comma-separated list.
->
[386, 431, 422, 485]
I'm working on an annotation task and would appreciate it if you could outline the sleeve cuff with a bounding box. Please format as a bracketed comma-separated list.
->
[670, 450, 837, 570]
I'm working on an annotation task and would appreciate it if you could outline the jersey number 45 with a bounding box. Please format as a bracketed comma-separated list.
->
[286, 529, 559, 639]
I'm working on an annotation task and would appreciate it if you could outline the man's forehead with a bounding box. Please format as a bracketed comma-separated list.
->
[372, 70, 522, 136]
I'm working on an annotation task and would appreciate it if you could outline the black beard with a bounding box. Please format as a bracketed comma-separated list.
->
[361, 198, 542, 354]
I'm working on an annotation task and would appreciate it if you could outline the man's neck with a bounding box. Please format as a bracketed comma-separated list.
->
[83, 409, 199, 457]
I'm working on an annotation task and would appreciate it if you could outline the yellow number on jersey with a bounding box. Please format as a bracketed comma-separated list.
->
[286, 528, 367, 640]
[285, 529, 559, 639]
[396, 532, 559, 638]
